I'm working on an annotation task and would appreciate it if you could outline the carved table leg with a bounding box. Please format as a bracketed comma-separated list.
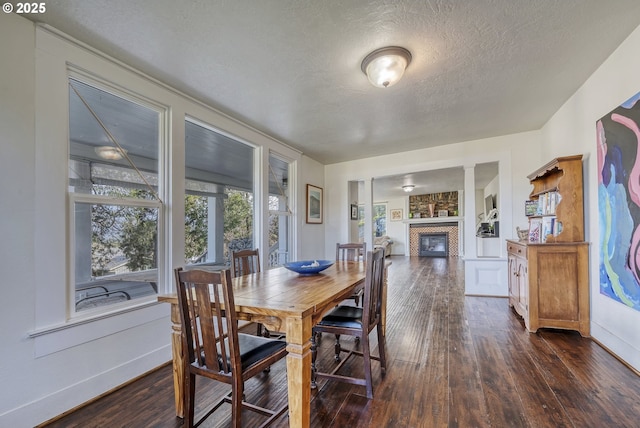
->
[285, 315, 312, 428]
[169, 303, 185, 418]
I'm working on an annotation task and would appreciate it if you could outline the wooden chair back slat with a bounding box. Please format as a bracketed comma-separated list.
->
[175, 268, 239, 376]
[363, 247, 385, 332]
[232, 248, 260, 277]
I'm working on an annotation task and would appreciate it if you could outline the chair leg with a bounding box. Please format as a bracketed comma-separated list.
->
[334, 334, 341, 361]
[377, 325, 387, 375]
[361, 333, 374, 399]
[257, 323, 263, 337]
[310, 331, 318, 389]
[184, 373, 196, 428]
[231, 377, 244, 428]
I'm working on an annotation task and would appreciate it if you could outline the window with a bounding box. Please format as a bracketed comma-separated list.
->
[268, 153, 293, 268]
[184, 119, 255, 267]
[358, 203, 387, 241]
[374, 204, 387, 237]
[68, 77, 164, 313]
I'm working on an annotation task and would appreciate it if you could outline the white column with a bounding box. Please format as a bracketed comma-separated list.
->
[363, 179, 373, 252]
[463, 165, 477, 258]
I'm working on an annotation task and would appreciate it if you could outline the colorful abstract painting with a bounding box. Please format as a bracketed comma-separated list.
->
[597, 91, 640, 311]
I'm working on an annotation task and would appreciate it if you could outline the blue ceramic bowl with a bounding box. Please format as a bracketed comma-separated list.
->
[283, 260, 334, 275]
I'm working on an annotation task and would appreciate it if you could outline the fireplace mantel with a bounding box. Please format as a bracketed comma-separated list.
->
[403, 216, 463, 225]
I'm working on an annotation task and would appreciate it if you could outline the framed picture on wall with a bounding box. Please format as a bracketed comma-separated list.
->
[350, 204, 358, 220]
[306, 184, 323, 224]
[390, 208, 403, 221]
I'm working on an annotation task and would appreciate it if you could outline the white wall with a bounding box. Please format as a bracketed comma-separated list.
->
[0, 10, 39, 422]
[541, 24, 640, 371]
[298, 155, 325, 260]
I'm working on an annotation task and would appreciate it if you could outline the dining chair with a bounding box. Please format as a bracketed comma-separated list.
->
[231, 248, 260, 278]
[311, 247, 387, 399]
[231, 248, 282, 339]
[174, 267, 288, 428]
[336, 242, 367, 306]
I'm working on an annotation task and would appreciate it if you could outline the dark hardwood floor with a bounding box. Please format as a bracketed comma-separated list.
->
[41, 256, 640, 427]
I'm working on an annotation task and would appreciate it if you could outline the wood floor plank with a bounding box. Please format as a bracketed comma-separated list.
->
[524, 330, 626, 427]
[540, 329, 640, 426]
[40, 256, 640, 428]
[472, 330, 529, 427]
[447, 264, 489, 427]
[500, 327, 574, 428]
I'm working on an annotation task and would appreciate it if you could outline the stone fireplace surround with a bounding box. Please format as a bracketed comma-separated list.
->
[409, 223, 459, 257]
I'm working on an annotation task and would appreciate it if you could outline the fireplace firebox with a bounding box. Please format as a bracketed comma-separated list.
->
[419, 233, 448, 257]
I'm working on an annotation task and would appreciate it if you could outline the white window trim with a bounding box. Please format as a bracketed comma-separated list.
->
[33, 27, 174, 354]
[268, 150, 298, 264]
[66, 70, 168, 318]
[68, 194, 163, 318]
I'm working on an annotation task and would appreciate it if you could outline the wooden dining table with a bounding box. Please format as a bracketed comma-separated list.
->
[157, 260, 367, 428]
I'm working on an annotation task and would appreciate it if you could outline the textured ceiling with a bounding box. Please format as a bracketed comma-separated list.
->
[22, 0, 640, 164]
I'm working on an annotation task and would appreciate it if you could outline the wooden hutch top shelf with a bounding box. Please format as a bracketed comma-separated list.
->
[526, 154, 584, 243]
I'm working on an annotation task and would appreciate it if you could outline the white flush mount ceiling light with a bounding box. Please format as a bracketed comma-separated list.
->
[361, 46, 412, 88]
[402, 184, 415, 192]
[95, 145, 127, 160]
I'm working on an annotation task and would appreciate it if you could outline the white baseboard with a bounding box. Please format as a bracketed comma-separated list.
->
[591, 322, 640, 374]
[1, 345, 171, 427]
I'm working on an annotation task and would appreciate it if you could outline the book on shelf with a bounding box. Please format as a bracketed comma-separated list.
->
[535, 191, 561, 216]
[525, 200, 537, 216]
[528, 218, 542, 243]
[541, 216, 555, 243]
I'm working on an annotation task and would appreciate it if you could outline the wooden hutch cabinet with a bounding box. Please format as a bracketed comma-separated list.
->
[507, 155, 590, 336]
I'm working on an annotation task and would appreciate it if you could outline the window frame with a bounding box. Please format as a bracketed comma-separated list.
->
[267, 151, 296, 268]
[68, 193, 164, 317]
[183, 115, 259, 267]
[66, 71, 168, 318]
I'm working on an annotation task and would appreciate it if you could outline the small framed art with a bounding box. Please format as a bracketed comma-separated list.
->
[306, 184, 323, 224]
[350, 204, 358, 220]
[390, 208, 403, 221]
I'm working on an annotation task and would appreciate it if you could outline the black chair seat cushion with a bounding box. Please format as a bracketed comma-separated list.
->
[318, 305, 363, 329]
[236, 334, 286, 369]
[198, 333, 286, 371]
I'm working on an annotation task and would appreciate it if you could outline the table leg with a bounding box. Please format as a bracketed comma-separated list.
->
[169, 303, 185, 418]
[285, 315, 313, 427]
